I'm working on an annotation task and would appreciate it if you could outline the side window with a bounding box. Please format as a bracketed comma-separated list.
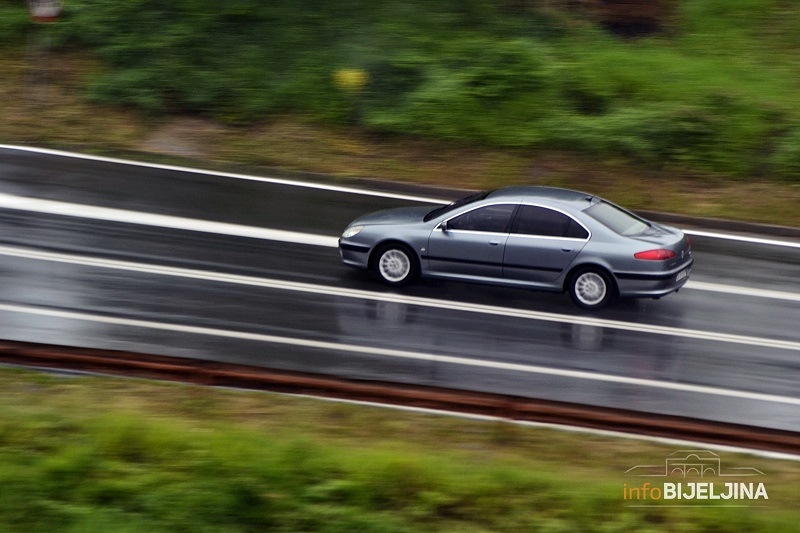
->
[565, 218, 589, 239]
[447, 204, 516, 233]
[512, 205, 588, 239]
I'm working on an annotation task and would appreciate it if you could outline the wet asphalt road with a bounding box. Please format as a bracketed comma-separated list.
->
[0, 146, 799, 433]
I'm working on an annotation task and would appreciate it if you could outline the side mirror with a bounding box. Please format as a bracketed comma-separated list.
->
[439, 221, 449, 232]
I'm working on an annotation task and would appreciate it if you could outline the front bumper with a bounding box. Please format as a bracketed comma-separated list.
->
[339, 239, 371, 269]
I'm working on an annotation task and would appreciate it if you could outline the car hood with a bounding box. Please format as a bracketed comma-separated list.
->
[351, 206, 434, 226]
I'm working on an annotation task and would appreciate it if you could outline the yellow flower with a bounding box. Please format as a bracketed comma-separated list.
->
[333, 68, 369, 93]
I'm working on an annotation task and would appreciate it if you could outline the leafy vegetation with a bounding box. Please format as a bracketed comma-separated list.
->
[0, 367, 799, 532]
[11, 0, 796, 181]
[3, 0, 800, 224]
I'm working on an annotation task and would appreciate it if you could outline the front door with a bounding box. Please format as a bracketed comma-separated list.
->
[426, 203, 517, 280]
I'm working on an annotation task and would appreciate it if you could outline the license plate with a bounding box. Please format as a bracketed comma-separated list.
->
[676, 269, 689, 282]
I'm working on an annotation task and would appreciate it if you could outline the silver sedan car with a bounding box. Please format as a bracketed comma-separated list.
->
[339, 186, 692, 309]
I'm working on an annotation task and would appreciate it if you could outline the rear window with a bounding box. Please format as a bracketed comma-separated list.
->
[584, 201, 649, 236]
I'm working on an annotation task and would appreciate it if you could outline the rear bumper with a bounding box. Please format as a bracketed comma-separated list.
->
[614, 260, 693, 298]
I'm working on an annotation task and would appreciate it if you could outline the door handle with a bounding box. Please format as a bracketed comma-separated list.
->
[561, 248, 573, 252]
[489, 241, 500, 246]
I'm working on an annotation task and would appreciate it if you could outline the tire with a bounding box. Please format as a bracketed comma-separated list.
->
[568, 268, 615, 310]
[373, 244, 418, 286]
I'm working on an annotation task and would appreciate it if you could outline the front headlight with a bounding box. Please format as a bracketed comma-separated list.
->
[341, 225, 363, 239]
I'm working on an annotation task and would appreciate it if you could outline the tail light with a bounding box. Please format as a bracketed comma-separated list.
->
[634, 249, 676, 261]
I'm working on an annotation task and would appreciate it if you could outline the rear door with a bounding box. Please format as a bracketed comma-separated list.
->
[503, 205, 589, 283]
[426, 203, 517, 279]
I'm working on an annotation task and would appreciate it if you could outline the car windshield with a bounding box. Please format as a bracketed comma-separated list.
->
[583, 201, 650, 236]
[423, 190, 490, 222]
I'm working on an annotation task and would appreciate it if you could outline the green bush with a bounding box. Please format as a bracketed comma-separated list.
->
[770, 126, 800, 180]
[0, 2, 32, 45]
[8, 0, 800, 181]
[362, 37, 557, 146]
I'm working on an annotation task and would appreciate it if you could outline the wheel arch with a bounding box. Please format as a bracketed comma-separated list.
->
[563, 262, 618, 295]
[368, 239, 420, 272]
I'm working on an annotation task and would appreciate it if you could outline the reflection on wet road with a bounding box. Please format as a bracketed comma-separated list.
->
[1, 146, 799, 432]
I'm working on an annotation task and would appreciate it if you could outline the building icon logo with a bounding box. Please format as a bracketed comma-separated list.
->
[625, 449, 765, 478]
[623, 450, 768, 504]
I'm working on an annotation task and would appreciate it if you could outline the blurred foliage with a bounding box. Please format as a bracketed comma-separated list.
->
[0, 368, 799, 532]
[5, 0, 800, 180]
[0, 1, 30, 44]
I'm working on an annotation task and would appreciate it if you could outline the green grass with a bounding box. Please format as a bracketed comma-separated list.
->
[3, 1, 800, 226]
[0, 367, 798, 532]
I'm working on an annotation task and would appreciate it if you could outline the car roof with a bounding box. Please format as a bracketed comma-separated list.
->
[486, 186, 595, 207]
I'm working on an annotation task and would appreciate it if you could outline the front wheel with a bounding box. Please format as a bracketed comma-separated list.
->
[568, 268, 615, 310]
[373, 244, 418, 286]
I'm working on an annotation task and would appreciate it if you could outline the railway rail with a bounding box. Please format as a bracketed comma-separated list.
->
[1, 340, 798, 456]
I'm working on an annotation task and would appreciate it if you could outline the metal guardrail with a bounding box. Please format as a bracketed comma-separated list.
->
[1, 340, 798, 455]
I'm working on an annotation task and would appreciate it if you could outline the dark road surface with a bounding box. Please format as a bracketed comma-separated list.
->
[1, 146, 798, 433]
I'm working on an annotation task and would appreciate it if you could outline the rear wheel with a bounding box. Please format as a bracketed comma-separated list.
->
[373, 244, 418, 286]
[568, 268, 615, 310]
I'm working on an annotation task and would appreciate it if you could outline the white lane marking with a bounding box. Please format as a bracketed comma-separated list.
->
[687, 281, 800, 303]
[685, 229, 800, 250]
[301, 395, 800, 461]
[0, 144, 445, 204]
[0, 244, 799, 352]
[4, 144, 800, 250]
[1, 301, 799, 407]
[0, 193, 339, 248]
[0, 190, 797, 303]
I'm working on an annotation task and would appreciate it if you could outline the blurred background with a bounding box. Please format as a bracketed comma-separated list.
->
[3, 0, 800, 225]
